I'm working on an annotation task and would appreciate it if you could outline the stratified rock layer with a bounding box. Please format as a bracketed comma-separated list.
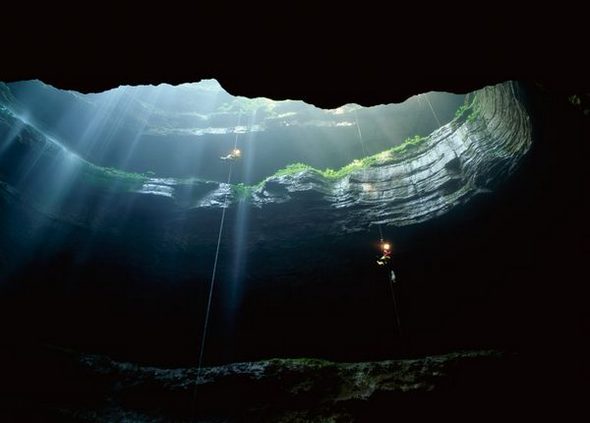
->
[0, 82, 531, 241]
[247, 82, 531, 231]
[124, 81, 531, 236]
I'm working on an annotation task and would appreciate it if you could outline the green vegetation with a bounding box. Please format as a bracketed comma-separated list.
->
[453, 95, 480, 124]
[82, 164, 148, 191]
[391, 134, 427, 155]
[321, 156, 378, 180]
[261, 133, 428, 184]
[231, 182, 255, 200]
[75, 130, 430, 202]
[273, 162, 313, 177]
[467, 107, 480, 123]
[454, 103, 471, 119]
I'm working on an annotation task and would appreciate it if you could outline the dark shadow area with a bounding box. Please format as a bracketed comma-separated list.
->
[0, 13, 588, 416]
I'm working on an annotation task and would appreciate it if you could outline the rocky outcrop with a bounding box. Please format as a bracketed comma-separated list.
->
[1, 347, 524, 422]
[0, 81, 531, 239]
[320, 82, 531, 228]
[0, 81, 536, 369]
[139, 81, 532, 232]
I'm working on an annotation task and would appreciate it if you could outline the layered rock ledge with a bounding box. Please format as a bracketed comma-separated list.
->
[0, 81, 533, 241]
[244, 82, 531, 231]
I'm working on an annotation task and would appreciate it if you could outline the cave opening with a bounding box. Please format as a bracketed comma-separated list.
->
[0, 79, 534, 370]
[1, 79, 465, 186]
[0, 9, 587, 418]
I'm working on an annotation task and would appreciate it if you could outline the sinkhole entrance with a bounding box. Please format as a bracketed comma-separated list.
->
[0, 79, 465, 187]
[0, 79, 531, 230]
[0, 79, 530, 229]
[0, 79, 535, 366]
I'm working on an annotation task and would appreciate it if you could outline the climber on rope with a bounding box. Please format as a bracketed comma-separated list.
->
[377, 241, 392, 266]
[220, 148, 241, 161]
[390, 269, 397, 284]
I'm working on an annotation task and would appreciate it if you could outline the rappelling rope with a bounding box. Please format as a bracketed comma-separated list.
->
[377, 225, 402, 341]
[354, 97, 412, 349]
[422, 93, 442, 127]
[354, 104, 404, 351]
[353, 109, 368, 156]
[192, 111, 242, 417]
[388, 270, 403, 339]
[353, 109, 403, 347]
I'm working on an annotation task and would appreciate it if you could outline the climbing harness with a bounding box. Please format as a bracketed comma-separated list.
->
[192, 111, 242, 416]
[220, 148, 241, 161]
[377, 239, 392, 266]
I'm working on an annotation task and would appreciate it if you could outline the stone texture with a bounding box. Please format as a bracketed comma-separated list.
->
[144, 82, 531, 235]
[5, 348, 518, 422]
[0, 82, 531, 240]
[254, 83, 530, 230]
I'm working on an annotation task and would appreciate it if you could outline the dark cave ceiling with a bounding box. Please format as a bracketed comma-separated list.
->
[2, 6, 587, 106]
[0, 6, 588, 370]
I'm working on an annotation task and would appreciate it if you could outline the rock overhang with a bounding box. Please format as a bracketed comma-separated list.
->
[0, 81, 532, 241]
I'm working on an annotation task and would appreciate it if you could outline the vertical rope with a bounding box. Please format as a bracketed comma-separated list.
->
[232, 112, 242, 150]
[192, 111, 242, 419]
[388, 271, 403, 339]
[422, 93, 442, 127]
[353, 109, 368, 156]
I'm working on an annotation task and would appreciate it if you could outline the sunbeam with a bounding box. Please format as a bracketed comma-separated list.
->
[2, 78, 512, 375]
